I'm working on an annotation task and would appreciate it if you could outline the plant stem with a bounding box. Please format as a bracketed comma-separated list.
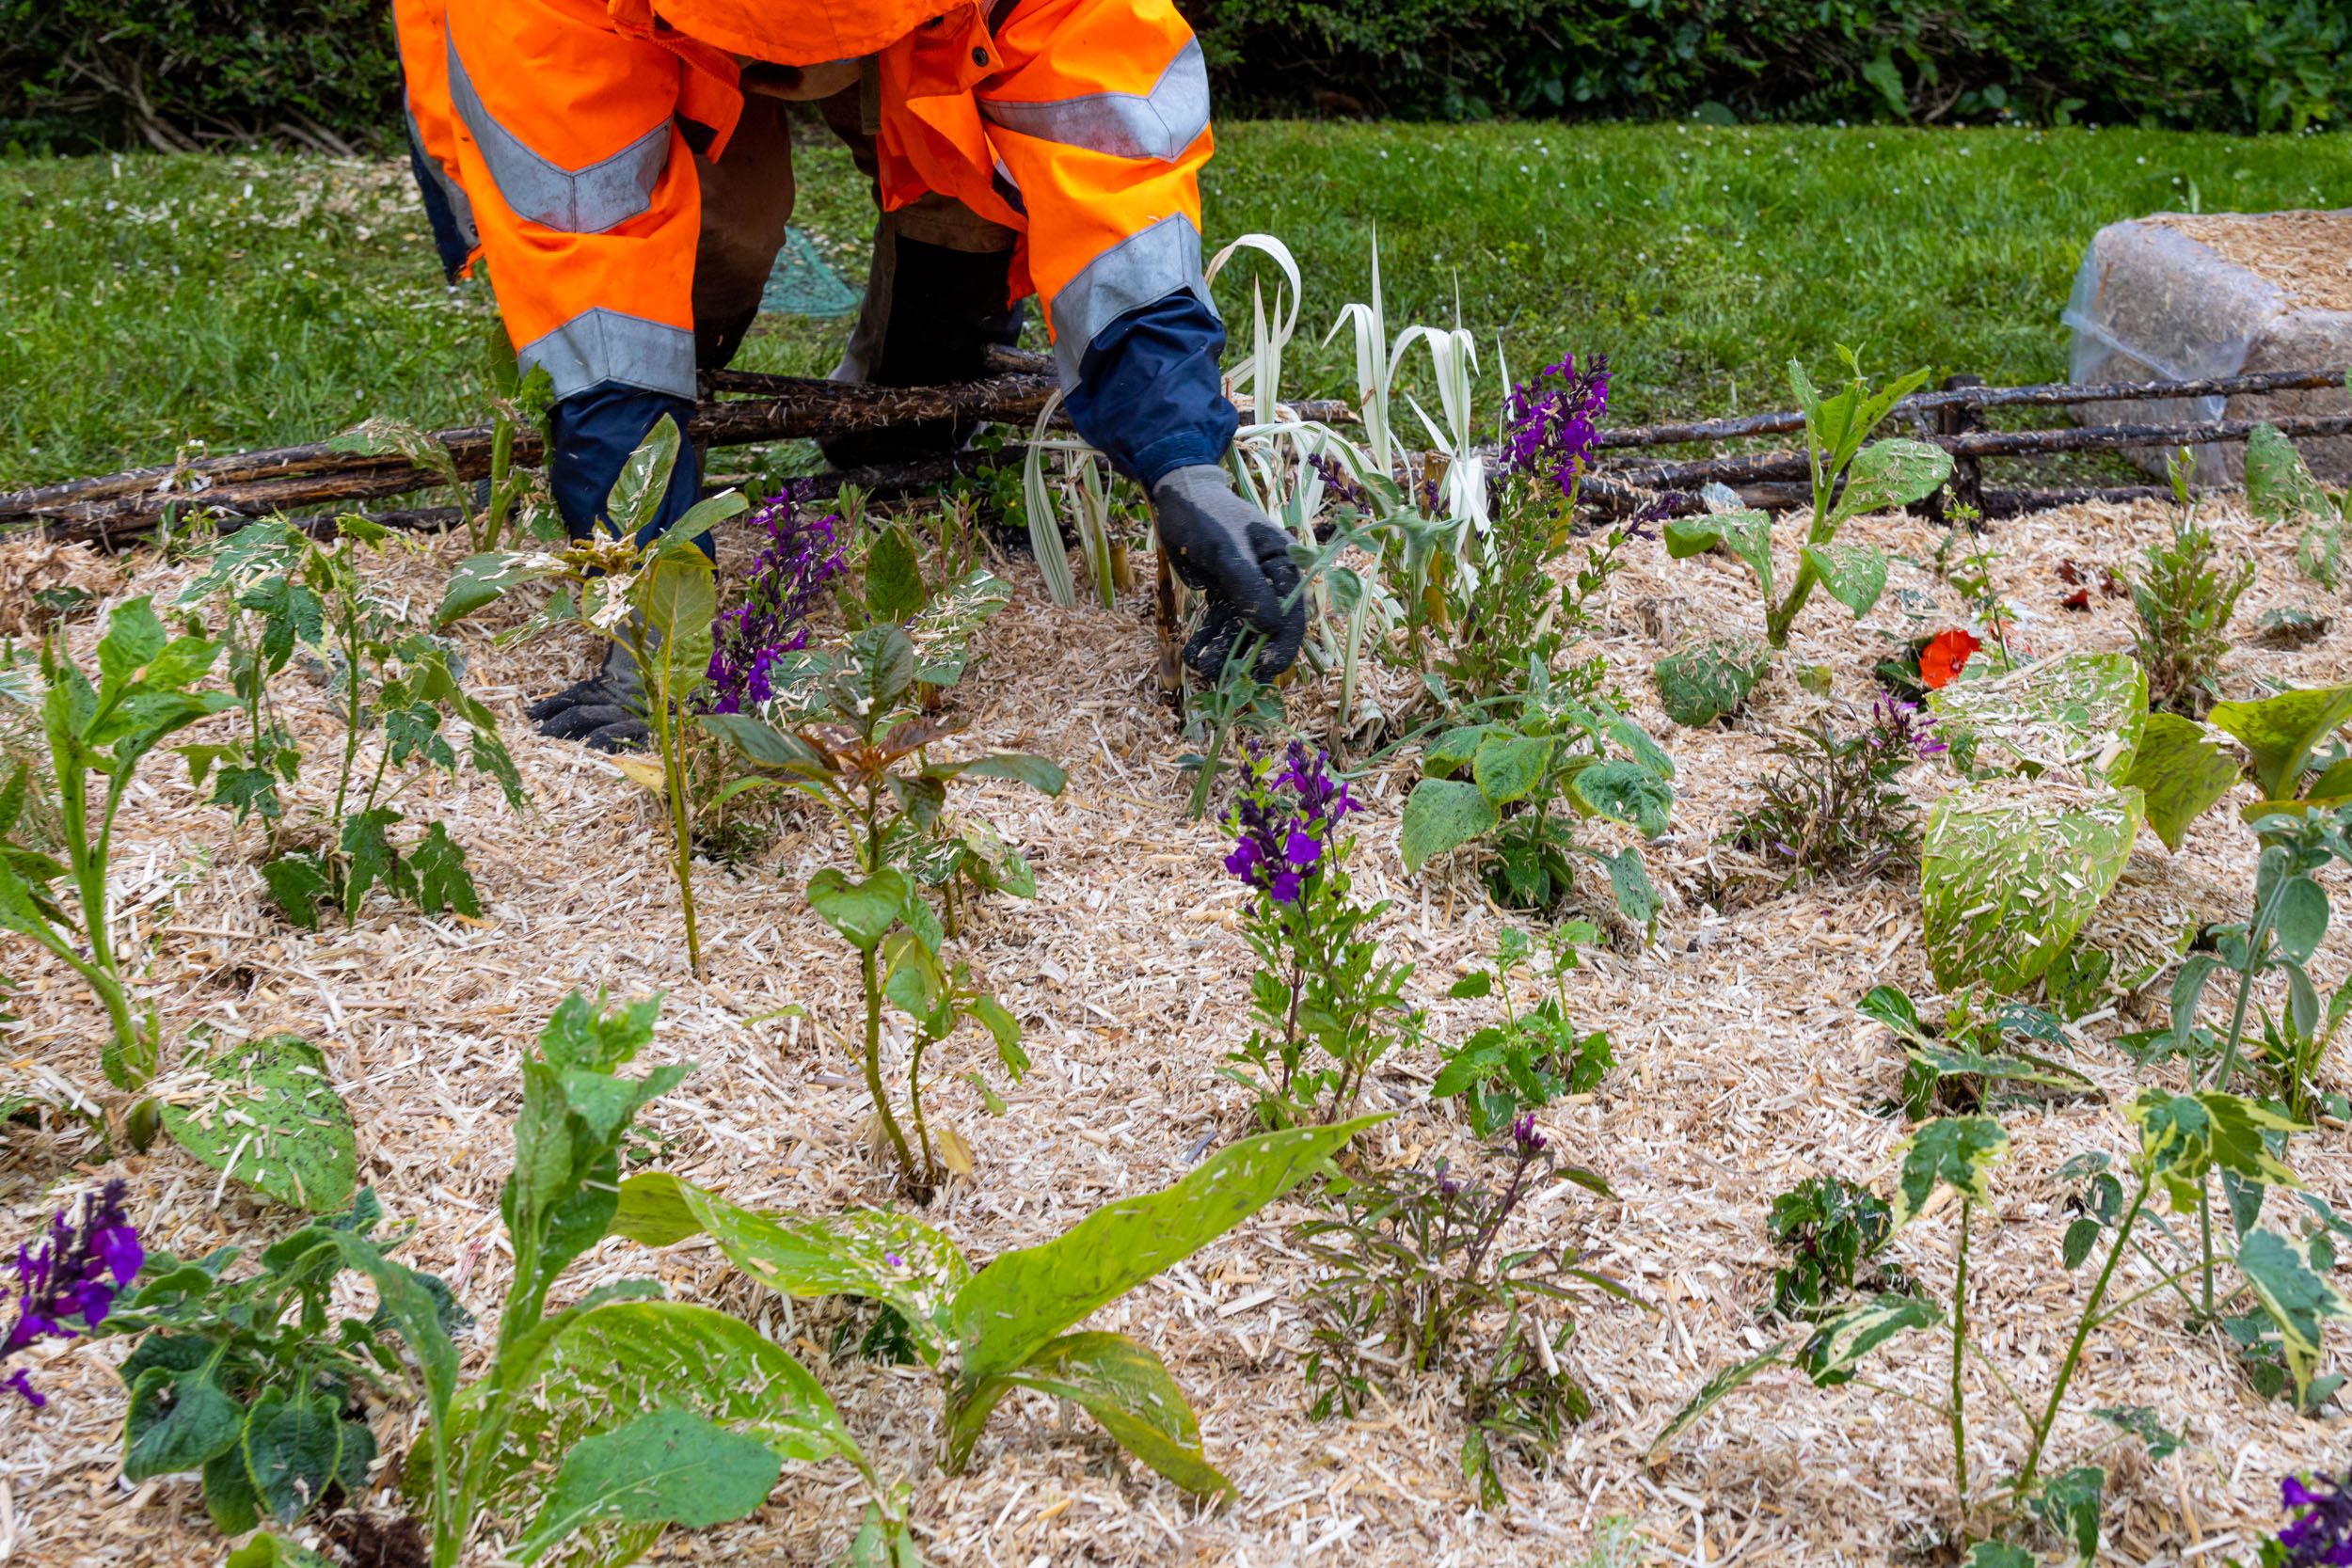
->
[1764, 557, 1820, 648]
[860, 947, 917, 1180]
[1950, 1198, 1971, 1517]
[908, 1043, 937, 1189]
[2018, 1175, 2148, 1498]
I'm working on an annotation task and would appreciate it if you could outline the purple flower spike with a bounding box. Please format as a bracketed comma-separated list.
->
[1510, 1114, 1548, 1156]
[4, 1180, 141, 1406]
[2280, 1470, 2352, 1568]
[1221, 742, 1357, 906]
[701, 483, 848, 715]
[1502, 353, 1611, 499]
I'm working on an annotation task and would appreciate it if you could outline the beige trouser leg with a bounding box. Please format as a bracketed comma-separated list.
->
[690, 94, 796, 372]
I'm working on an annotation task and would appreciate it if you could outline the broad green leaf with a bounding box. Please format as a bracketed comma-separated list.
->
[2245, 423, 2335, 525]
[930, 752, 1068, 795]
[1593, 844, 1661, 930]
[204, 1448, 264, 1536]
[1648, 1338, 1798, 1460]
[605, 416, 681, 540]
[2090, 1405, 2182, 1460]
[1713, 509, 1777, 598]
[226, 1534, 336, 1568]
[484, 1301, 867, 1568]
[1797, 1292, 1941, 1386]
[1856, 984, 1930, 1044]
[1568, 760, 1673, 837]
[1889, 1117, 2007, 1227]
[864, 524, 928, 623]
[1600, 711, 1677, 782]
[2207, 685, 2352, 804]
[1920, 784, 2142, 994]
[159, 1036, 358, 1212]
[1661, 516, 1724, 560]
[2119, 711, 2242, 850]
[1832, 437, 1953, 520]
[1652, 638, 1768, 728]
[1470, 734, 1552, 806]
[698, 714, 826, 770]
[1400, 778, 1500, 873]
[1899, 1039, 2095, 1112]
[910, 567, 1013, 688]
[635, 553, 716, 715]
[2236, 1228, 2352, 1404]
[434, 551, 543, 626]
[844, 624, 917, 710]
[515, 1409, 781, 1564]
[2128, 1089, 2301, 1212]
[242, 1388, 342, 1524]
[996, 1332, 1229, 1496]
[124, 1363, 244, 1480]
[2274, 874, 2328, 963]
[1423, 724, 1502, 776]
[2030, 1465, 2106, 1563]
[1799, 543, 1888, 616]
[1928, 654, 2148, 784]
[258, 853, 331, 931]
[610, 1174, 967, 1360]
[952, 1117, 1383, 1390]
[807, 868, 910, 951]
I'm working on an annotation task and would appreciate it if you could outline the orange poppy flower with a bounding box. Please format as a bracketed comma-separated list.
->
[1920, 628, 1982, 690]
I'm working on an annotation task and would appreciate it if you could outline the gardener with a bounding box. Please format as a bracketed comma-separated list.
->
[393, 0, 1304, 750]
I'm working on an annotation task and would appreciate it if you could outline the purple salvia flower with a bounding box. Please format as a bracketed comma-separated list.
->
[702, 484, 849, 715]
[1222, 743, 1358, 905]
[1502, 353, 1612, 498]
[2280, 1470, 2352, 1568]
[4, 1180, 142, 1406]
[1510, 1114, 1548, 1156]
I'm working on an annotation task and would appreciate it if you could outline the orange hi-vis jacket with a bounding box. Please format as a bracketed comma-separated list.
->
[393, 0, 1217, 404]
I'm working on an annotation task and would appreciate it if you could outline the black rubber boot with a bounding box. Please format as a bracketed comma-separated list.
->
[524, 641, 649, 753]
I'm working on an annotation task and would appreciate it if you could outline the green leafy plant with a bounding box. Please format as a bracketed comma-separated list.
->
[610, 1117, 1383, 1497]
[1655, 1085, 2341, 1552]
[1662, 352, 1952, 650]
[1294, 1117, 1629, 1510]
[247, 990, 914, 1568]
[1919, 782, 2142, 996]
[700, 623, 1060, 1190]
[99, 1188, 462, 1535]
[1857, 984, 2091, 1120]
[2130, 451, 2254, 720]
[1764, 1174, 1902, 1321]
[155, 1033, 360, 1212]
[178, 515, 525, 931]
[2117, 681, 2352, 857]
[2245, 420, 2347, 589]
[1433, 923, 1613, 1136]
[437, 417, 744, 975]
[1220, 741, 1420, 1129]
[1724, 698, 1933, 893]
[1400, 662, 1673, 925]
[0, 595, 230, 1090]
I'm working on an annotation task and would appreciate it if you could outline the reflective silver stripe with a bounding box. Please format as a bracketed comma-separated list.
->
[446, 35, 669, 233]
[405, 104, 478, 252]
[517, 309, 696, 401]
[977, 37, 1210, 163]
[1046, 211, 1215, 389]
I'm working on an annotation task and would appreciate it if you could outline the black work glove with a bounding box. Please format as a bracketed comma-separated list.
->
[524, 641, 648, 753]
[1150, 465, 1306, 681]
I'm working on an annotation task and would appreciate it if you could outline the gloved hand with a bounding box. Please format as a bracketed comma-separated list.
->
[523, 641, 647, 753]
[1151, 465, 1306, 681]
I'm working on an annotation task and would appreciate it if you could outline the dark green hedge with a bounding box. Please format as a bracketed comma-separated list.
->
[2, 0, 2343, 152]
[1183, 0, 2350, 132]
[0, 0, 402, 155]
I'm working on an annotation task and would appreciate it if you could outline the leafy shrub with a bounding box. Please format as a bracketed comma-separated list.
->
[0, 0, 402, 154]
[1765, 1174, 1901, 1321]
[1187, 0, 2352, 133]
[1295, 1118, 1626, 1510]
[1724, 698, 1934, 890]
[1435, 923, 1613, 1136]
[1654, 636, 1769, 728]
[2129, 459, 2254, 721]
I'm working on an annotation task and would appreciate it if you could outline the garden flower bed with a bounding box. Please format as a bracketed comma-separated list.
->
[3, 468, 2346, 1564]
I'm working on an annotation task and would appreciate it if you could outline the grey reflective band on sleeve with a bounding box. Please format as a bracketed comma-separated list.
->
[405, 104, 479, 253]
[447, 37, 670, 234]
[517, 309, 697, 401]
[977, 37, 1210, 163]
[1046, 211, 1216, 389]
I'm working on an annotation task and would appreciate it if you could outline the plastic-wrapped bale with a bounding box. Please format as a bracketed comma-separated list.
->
[2064, 208, 2352, 483]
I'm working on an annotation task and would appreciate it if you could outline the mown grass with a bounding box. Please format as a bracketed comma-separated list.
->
[2, 122, 2347, 492]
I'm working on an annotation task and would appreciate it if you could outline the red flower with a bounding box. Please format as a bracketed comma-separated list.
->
[1920, 628, 1982, 689]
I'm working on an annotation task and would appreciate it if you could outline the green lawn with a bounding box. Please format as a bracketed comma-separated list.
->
[2, 122, 2347, 493]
